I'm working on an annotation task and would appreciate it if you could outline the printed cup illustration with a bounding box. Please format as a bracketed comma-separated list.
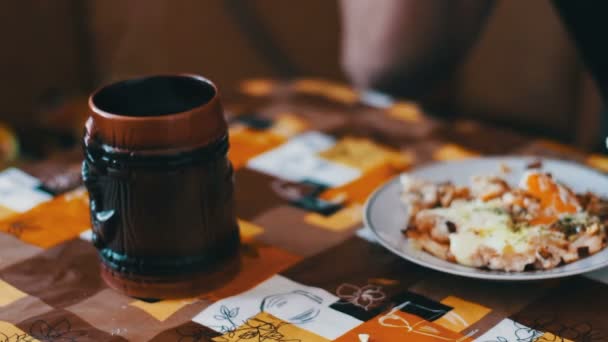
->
[261, 290, 325, 324]
[82, 74, 240, 299]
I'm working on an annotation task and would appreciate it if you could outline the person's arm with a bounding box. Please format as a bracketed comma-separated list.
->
[340, 0, 495, 98]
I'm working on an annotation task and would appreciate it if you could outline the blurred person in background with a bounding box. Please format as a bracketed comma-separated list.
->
[340, 0, 606, 150]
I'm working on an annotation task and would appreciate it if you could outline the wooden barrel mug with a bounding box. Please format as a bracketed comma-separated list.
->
[82, 74, 241, 299]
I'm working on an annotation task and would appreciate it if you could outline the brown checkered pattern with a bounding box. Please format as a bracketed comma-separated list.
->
[0, 78, 606, 341]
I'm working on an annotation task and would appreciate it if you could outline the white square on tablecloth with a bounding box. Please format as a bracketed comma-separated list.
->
[474, 318, 542, 342]
[192, 274, 362, 340]
[0, 168, 51, 212]
[247, 132, 361, 188]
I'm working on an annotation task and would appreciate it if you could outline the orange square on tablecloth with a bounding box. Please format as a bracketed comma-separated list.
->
[228, 127, 285, 170]
[0, 188, 90, 248]
[434, 296, 491, 332]
[320, 162, 407, 206]
[202, 243, 301, 301]
[292, 78, 331, 94]
[537, 139, 581, 155]
[335, 311, 472, 342]
[239, 79, 276, 96]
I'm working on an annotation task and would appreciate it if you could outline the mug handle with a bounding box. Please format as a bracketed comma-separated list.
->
[82, 160, 116, 249]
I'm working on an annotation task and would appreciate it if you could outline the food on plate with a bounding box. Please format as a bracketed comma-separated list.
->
[400, 170, 608, 271]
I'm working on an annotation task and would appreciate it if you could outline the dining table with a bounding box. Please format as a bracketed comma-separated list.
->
[0, 78, 607, 342]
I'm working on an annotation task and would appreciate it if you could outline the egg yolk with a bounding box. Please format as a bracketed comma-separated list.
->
[523, 172, 579, 225]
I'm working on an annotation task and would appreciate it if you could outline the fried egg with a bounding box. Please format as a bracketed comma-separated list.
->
[423, 200, 540, 267]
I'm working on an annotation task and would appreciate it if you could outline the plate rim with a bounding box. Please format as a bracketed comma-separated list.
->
[364, 156, 608, 281]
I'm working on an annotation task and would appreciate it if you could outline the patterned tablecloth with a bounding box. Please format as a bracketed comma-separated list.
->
[1, 78, 608, 341]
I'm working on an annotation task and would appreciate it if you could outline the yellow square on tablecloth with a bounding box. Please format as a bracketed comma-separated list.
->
[433, 144, 479, 161]
[535, 332, 574, 342]
[319, 137, 410, 172]
[238, 219, 264, 243]
[387, 101, 423, 122]
[587, 154, 608, 172]
[0, 204, 17, 221]
[0, 321, 40, 341]
[269, 114, 309, 138]
[130, 298, 197, 322]
[0, 279, 27, 307]
[305, 204, 362, 232]
[213, 312, 329, 342]
[293, 79, 359, 104]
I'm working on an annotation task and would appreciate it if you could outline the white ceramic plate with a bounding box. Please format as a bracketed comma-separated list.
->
[364, 157, 608, 281]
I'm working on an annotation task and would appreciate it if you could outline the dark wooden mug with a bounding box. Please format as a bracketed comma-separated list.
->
[82, 74, 240, 298]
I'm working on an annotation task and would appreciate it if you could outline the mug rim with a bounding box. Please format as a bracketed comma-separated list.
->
[88, 73, 219, 122]
[85, 73, 227, 150]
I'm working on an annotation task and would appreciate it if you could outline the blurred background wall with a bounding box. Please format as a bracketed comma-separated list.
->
[0, 1, 342, 126]
[0, 0, 344, 157]
[0, 0, 601, 154]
